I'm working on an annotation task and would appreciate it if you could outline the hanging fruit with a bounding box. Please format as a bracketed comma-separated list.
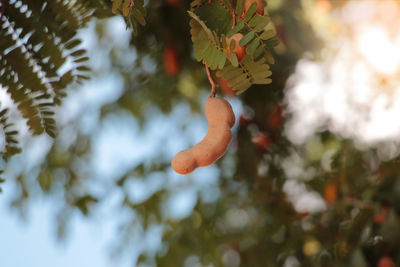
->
[163, 45, 180, 76]
[171, 96, 235, 174]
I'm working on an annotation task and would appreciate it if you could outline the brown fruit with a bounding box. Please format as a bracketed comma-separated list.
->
[226, 33, 246, 63]
[171, 97, 235, 174]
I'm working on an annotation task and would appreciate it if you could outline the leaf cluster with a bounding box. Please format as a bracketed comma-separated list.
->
[0, 0, 118, 180]
[189, 0, 278, 94]
[111, 0, 147, 35]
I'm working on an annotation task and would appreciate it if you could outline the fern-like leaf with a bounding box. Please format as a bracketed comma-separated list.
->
[0, 0, 96, 162]
[236, 8, 278, 63]
[189, 11, 228, 70]
[216, 56, 272, 94]
[194, 1, 233, 33]
[0, 108, 21, 160]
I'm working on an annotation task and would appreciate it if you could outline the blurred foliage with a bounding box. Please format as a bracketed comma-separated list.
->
[0, 0, 107, 163]
[2, 0, 400, 266]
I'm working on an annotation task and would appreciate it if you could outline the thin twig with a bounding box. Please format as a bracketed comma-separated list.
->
[205, 64, 218, 98]
[230, 0, 235, 28]
[231, 10, 236, 28]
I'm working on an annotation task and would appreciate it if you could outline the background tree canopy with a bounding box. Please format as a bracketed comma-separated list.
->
[1, 0, 400, 266]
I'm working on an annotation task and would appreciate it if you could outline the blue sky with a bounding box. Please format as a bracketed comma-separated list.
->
[0, 188, 126, 267]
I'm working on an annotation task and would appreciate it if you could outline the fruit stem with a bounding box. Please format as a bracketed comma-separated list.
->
[230, 0, 236, 28]
[205, 64, 217, 98]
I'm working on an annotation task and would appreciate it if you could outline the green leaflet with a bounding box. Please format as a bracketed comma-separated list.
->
[216, 65, 237, 78]
[229, 39, 236, 50]
[229, 52, 239, 67]
[259, 29, 275, 40]
[188, 12, 216, 44]
[70, 49, 87, 57]
[134, 0, 146, 16]
[249, 15, 269, 32]
[132, 7, 146, 26]
[227, 21, 245, 37]
[234, 80, 253, 94]
[266, 38, 280, 47]
[246, 38, 260, 57]
[111, 0, 147, 34]
[239, 31, 255, 46]
[195, 1, 233, 33]
[193, 39, 226, 70]
[112, 0, 123, 13]
[122, 0, 131, 16]
[253, 45, 264, 59]
[244, 2, 258, 21]
[242, 57, 272, 84]
[235, 0, 245, 16]
[194, 39, 210, 61]
[217, 50, 228, 69]
[216, 56, 272, 94]
[65, 39, 82, 50]
[0, 108, 21, 160]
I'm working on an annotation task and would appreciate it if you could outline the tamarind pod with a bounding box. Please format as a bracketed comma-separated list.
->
[190, 124, 231, 166]
[171, 150, 197, 174]
[171, 97, 235, 174]
[205, 97, 235, 128]
[204, 124, 232, 155]
[212, 125, 232, 154]
[192, 141, 219, 167]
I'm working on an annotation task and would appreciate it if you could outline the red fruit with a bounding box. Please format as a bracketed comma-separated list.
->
[267, 104, 283, 130]
[378, 257, 395, 267]
[323, 182, 338, 204]
[242, 0, 264, 17]
[218, 77, 235, 97]
[226, 33, 246, 63]
[166, 0, 180, 6]
[163, 45, 180, 76]
[374, 203, 391, 225]
[252, 132, 271, 153]
[373, 214, 385, 225]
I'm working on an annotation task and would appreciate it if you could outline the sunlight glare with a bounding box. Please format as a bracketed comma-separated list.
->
[286, 0, 400, 146]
